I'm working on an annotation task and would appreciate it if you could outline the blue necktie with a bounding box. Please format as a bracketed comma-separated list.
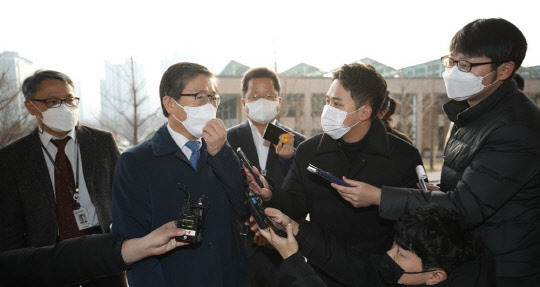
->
[185, 141, 200, 169]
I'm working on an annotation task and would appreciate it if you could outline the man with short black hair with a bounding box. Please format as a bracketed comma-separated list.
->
[0, 70, 125, 286]
[247, 63, 424, 287]
[334, 18, 540, 286]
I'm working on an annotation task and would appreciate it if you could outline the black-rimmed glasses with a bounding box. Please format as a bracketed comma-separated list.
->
[31, 97, 80, 108]
[245, 93, 279, 102]
[441, 56, 503, 73]
[180, 92, 221, 106]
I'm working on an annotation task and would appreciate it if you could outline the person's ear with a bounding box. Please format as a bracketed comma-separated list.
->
[241, 97, 249, 115]
[496, 61, 515, 81]
[276, 96, 282, 113]
[425, 269, 447, 285]
[359, 105, 372, 121]
[163, 96, 177, 115]
[24, 100, 40, 117]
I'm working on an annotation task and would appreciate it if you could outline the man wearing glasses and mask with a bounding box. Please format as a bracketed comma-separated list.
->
[329, 18, 540, 286]
[0, 70, 126, 286]
[112, 62, 248, 287]
[228, 67, 305, 187]
[227, 67, 305, 287]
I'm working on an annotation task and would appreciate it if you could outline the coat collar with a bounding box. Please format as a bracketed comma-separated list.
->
[151, 124, 208, 157]
[236, 120, 261, 168]
[443, 79, 518, 127]
[75, 126, 97, 191]
[314, 118, 390, 157]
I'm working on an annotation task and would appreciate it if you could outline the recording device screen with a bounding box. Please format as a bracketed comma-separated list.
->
[307, 164, 352, 187]
[236, 147, 264, 188]
[262, 122, 288, 145]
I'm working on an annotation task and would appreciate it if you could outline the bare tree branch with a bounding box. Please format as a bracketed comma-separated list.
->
[0, 71, 33, 147]
[97, 57, 159, 147]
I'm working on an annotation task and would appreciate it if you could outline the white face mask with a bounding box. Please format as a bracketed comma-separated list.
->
[245, 98, 279, 124]
[442, 66, 498, 101]
[31, 102, 79, 132]
[173, 101, 216, 139]
[320, 104, 362, 139]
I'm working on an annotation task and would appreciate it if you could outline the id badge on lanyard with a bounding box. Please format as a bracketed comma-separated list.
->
[42, 139, 92, 231]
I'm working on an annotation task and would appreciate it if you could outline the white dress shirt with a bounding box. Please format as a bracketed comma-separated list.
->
[248, 119, 276, 175]
[167, 124, 201, 160]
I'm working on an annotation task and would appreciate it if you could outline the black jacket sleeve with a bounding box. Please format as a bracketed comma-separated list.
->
[207, 142, 249, 219]
[294, 220, 378, 286]
[272, 252, 327, 287]
[0, 233, 127, 287]
[266, 145, 311, 221]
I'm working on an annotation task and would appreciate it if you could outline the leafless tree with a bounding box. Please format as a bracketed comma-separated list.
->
[0, 71, 33, 147]
[99, 57, 160, 147]
[392, 72, 415, 143]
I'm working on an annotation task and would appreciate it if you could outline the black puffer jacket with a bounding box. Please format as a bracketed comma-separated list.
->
[380, 80, 540, 278]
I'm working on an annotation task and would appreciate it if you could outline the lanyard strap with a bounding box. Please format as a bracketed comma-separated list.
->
[40, 139, 80, 198]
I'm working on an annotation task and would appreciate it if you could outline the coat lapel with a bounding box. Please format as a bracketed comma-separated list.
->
[151, 124, 193, 168]
[237, 121, 261, 169]
[25, 129, 57, 217]
[77, 126, 97, 196]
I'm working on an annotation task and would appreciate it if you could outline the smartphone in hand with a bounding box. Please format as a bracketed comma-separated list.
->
[307, 164, 352, 187]
[263, 122, 288, 145]
[237, 147, 265, 188]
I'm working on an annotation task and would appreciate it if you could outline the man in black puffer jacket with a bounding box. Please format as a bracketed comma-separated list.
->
[327, 18, 540, 286]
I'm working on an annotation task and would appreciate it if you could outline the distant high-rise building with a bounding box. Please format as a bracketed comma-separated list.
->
[0, 51, 35, 146]
[0, 51, 34, 108]
[100, 58, 151, 121]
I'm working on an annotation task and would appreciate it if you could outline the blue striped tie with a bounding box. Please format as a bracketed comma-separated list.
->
[185, 141, 200, 169]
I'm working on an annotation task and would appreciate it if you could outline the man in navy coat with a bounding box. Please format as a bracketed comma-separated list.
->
[112, 62, 248, 286]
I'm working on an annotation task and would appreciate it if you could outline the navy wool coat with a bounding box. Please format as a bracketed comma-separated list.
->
[112, 124, 248, 287]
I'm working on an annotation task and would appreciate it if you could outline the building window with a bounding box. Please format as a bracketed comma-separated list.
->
[280, 93, 304, 118]
[311, 93, 325, 117]
[217, 94, 238, 128]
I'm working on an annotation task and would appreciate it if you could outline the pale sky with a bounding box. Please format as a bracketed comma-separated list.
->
[2, 0, 540, 119]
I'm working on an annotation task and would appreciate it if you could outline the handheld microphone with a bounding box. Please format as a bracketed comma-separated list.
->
[416, 165, 428, 191]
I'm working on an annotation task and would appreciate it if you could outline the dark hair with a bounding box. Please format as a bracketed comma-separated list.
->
[449, 18, 527, 77]
[513, 73, 524, 91]
[241, 67, 281, 97]
[159, 62, 215, 117]
[394, 204, 483, 274]
[380, 93, 413, 144]
[380, 92, 396, 127]
[22, 70, 74, 100]
[332, 63, 387, 119]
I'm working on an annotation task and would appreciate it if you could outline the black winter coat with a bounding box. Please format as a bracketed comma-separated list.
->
[0, 233, 127, 287]
[267, 119, 423, 286]
[380, 80, 540, 278]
